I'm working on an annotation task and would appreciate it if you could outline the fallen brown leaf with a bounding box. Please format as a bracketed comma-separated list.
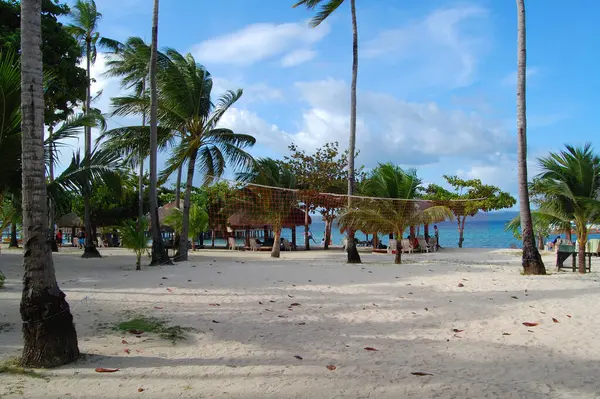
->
[137, 388, 145, 392]
[364, 347, 378, 351]
[128, 329, 144, 335]
[121, 340, 128, 344]
[95, 368, 119, 373]
[457, 283, 464, 288]
[502, 332, 511, 336]
[208, 303, 220, 307]
[452, 329, 464, 333]
[566, 315, 572, 318]
[326, 365, 336, 371]
[124, 348, 130, 354]
[294, 355, 303, 360]
[522, 322, 539, 327]
[154, 306, 163, 309]
[552, 318, 559, 323]
[411, 372, 433, 376]
[290, 303, 301, 307]
[212, 320, 220, 324]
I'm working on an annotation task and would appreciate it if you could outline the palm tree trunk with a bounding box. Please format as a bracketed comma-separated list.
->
[577, 228, 587, 274]
[516, 0, 545, 275]
[48, 135, 58, 252]
[458, 217, 466, 248]
[324, 217, 331, 250]
[394, 235, 402, 264]
[19, 0, 79, 367]
[175, 164, 182, 207]
[137, 108, 146, 231]
[173, 163, 183, 255]
[176, 149, 197, 261]
[304, 204, 310, 250]
[346, 0, 361, 264]
[271, 226, 282, 258]
[148, 0, 171, 266]
[10, 219, 18, 247]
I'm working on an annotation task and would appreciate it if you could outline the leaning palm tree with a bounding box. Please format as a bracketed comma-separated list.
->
[534, 144, 600, 273]
[237, 158, 298, 258]
[515, 0, 545, 275]
[114, 50, 255, 261]
[338, 163, 452, 264]
[66, 0, 120, 258]
[19, 0, 79, 367]
[294, 0, 361, 264]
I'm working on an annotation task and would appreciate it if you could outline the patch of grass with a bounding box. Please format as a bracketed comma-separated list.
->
[116, 316, 195, 345]
[0, 358, 46, 379]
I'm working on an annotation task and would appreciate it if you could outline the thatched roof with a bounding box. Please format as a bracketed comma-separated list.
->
[146, 202, 180, 232]
[228, 208, 311, 229]
[56, 212, 83, 228]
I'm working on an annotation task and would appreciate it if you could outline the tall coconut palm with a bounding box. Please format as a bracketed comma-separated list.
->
[515, 0, 545, 275]
[103, 36, 151, 227]
[294, 0, 361, 263]
[534, 144, 600, 273]
[146, 0, 171, 265]
[114, 50, 256, 262]
[19, 0, 79, 367]
[66, 0, 120, 258]
[338, 163, 453, 264]
[237, 158, 298, 258]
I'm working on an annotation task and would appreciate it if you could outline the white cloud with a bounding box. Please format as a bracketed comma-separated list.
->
[281, 49, 317, 67]
[191, 21, 330, 67]
[219, 79, 514, 168]
[501, 67, 539, 86]
[363, 6, 489, 88]
[212, 78, 284, 104]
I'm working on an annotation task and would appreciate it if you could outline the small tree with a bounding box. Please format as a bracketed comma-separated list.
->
[283, 142, 362, 250]
[120, 217, 148, 270]
[237, 158, 298, 258]
[164, 204, 208, 250]
[425, 176, 516, 248]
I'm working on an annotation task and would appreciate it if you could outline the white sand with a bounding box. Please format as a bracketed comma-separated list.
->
[1, 247, 600, 398]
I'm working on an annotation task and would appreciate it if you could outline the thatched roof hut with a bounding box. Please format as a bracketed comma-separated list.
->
[56, 212, 83, 228]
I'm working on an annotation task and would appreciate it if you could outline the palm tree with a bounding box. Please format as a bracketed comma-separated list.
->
[534, 144, 600, 273]
[294, 0, 361, 264]
[163, 204, 209, 251]
[338, 163, 452, 264]
[147, 0, 171, 265]
[103, 36, 151, 227]
[114, 50, 256, 262]
[237, 158, 298, 258]
[19, 0, 79, 367]
[66, 0, 120, 258]
[120, 217, 149, 270]
[515, 0, 545, 275]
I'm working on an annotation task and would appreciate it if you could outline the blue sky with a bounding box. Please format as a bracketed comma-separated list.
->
[69, 0, 600, 203]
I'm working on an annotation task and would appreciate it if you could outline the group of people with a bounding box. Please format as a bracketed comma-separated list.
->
[53, 229, 120, 249]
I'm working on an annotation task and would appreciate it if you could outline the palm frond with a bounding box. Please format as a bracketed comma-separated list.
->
[293, 0, 344, 27]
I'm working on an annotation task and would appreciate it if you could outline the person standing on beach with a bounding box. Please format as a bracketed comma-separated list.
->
[434, 225, 441, 249]
[78, 230, 85, 249]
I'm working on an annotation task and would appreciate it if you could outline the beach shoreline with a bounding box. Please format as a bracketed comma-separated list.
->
[1, 248, 600, 398]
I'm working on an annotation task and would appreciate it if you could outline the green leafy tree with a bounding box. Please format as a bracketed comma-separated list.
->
[339, 163, 452, 264]
[237, 158, 298, 258]
[120, 217, 148, 270]
[65, 0, 120, 258]
[534, 144, 600, 273]
[0, 0, 87, 126]
[163, 204, 208, 250]
[283, 142, 363, 250]
[294, 0, 362, 264]
[425, 176, 516, 248]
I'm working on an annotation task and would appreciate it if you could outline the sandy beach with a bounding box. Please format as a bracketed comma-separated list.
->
[1, 247, 600, 398]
